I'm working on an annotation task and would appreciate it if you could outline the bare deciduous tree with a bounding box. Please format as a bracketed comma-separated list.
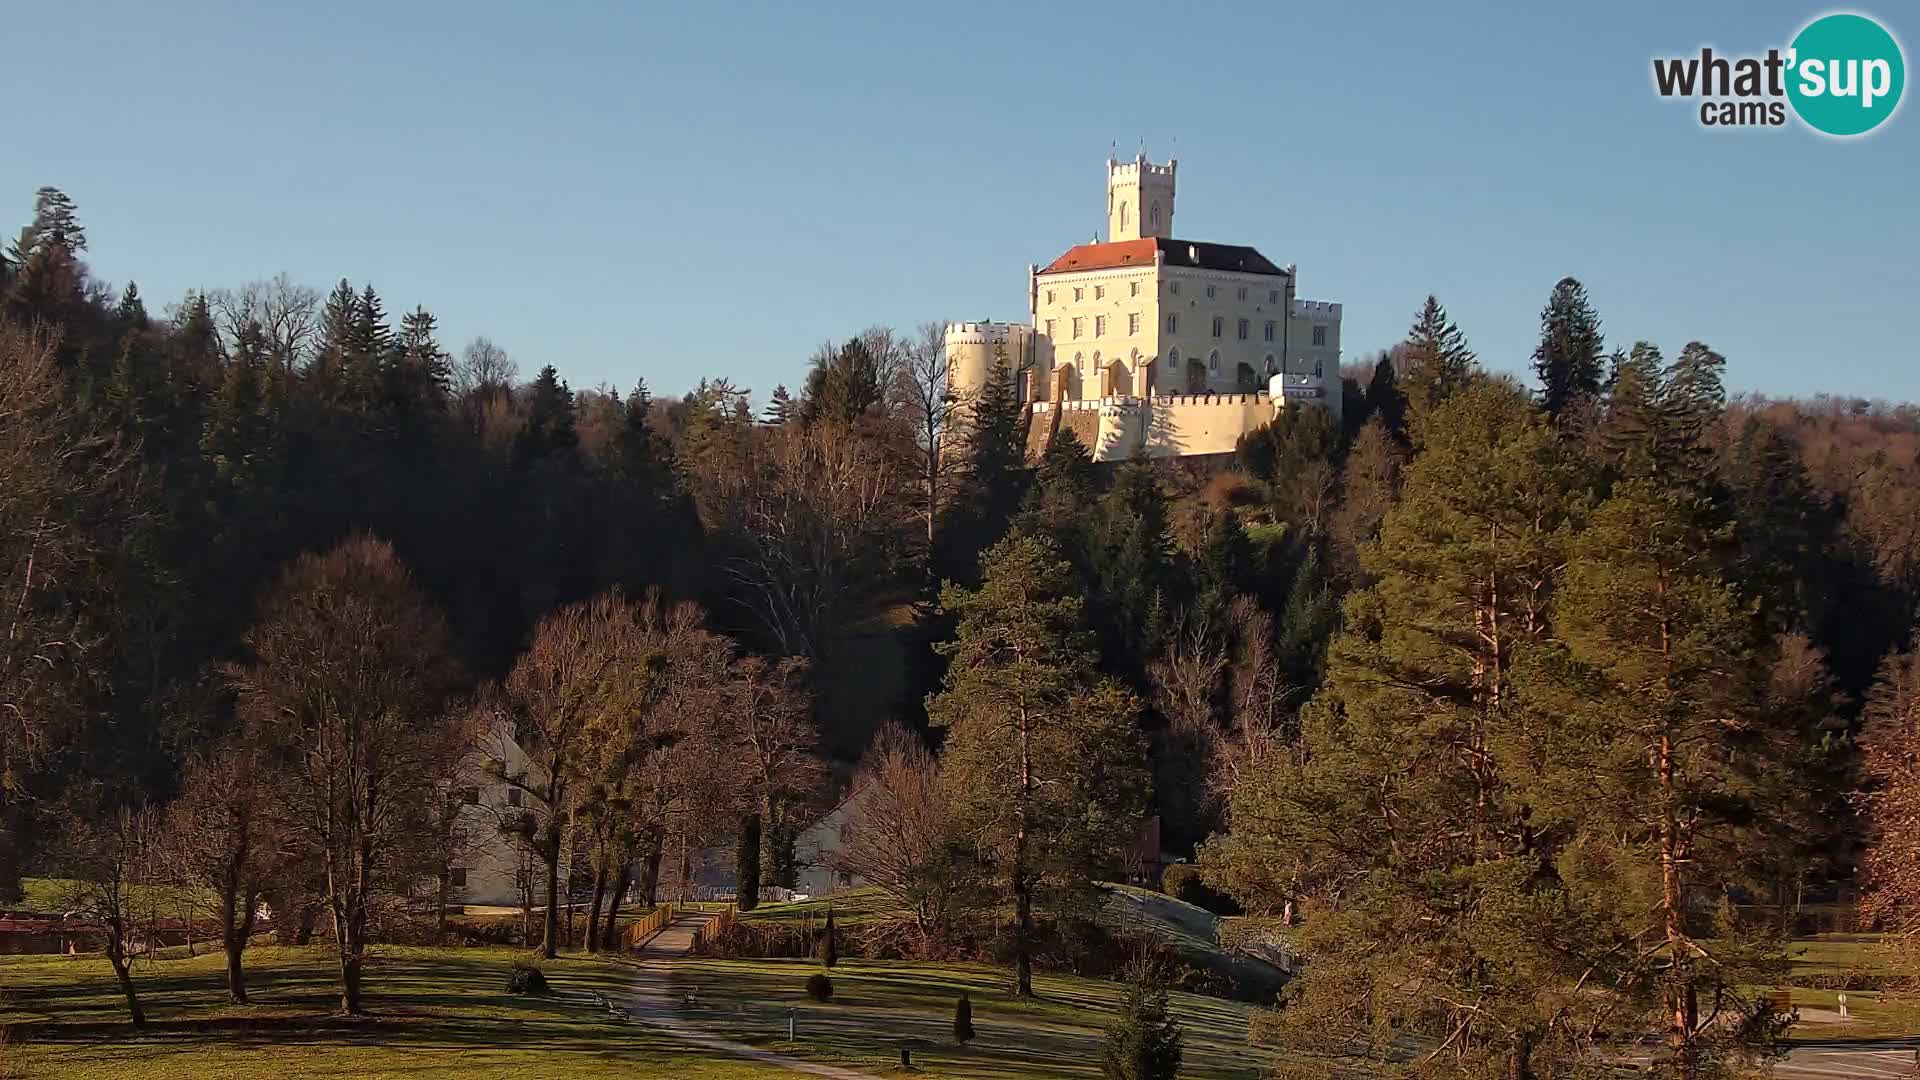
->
[894, 322, 962, 563]
[487, 591, 660, 958]
[700, 421, 911, 663]
[58, 803, 161, 1027]
[224, 535, 465, 1014]
[162, 740, 290, 1003]
[208, 273, 320, 368]
[833, 721, 964, 938]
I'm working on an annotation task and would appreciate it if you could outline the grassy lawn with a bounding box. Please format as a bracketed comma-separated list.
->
[1775, 932, 1920, 1039]
[666, 956, 1269, 1079]
[0, 945, 790, 1079]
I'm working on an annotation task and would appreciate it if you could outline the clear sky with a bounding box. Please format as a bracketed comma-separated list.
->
[6, 1, 1915, 403]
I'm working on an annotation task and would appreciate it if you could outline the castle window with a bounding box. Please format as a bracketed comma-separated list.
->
[1129, 281, 1140, 297]
[1072, 317, 1084, 339]
[1167, 347, 1179, 369]
[1237, 318, 1249, 340]
[1211, 316, 1224, 338]
[1206, 284, 1217, 299]
[1095, 315, 1106, 336]
[1312, 325, 1327, 347]
[1166, 313, 1178, 334]
[1128, 313, 1140, 335]
[1074, 287, 1084, 302]
[1208, 351, 1220, 371]
[1263, 320, 1276, 342]
[1314, 357, 1325, 378]
[1046, 289, 1055, 304]
[1236, 286, 1248, 301]
[1094, 285, 1105, 300]
[1269, 289, 1280, 304]
[1119, 202, 1130, 232]
[1170, 282, 1180, 295]
[1045, 319, 1056, 339]
[1150, 204, 1161, 230]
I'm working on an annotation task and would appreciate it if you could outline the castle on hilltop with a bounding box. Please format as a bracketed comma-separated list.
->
[945, 155, 1342, 462]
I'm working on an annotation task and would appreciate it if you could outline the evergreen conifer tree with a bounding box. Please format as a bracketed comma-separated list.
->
[736, 815, 761, 912]
[1531, 276, 1605, 417]
[930, 533, 1147, 996]
[1399, 295, 1478, 443]
[1100, 967, 1184, 1080]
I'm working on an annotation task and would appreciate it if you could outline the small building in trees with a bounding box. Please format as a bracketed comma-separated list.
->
[944, 154, 1344, 462]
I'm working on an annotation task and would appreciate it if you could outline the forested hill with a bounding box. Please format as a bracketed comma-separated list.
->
[5, 185, 1920, 999]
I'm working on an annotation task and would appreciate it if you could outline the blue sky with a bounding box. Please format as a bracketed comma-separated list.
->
[6, 1, 1915, 403]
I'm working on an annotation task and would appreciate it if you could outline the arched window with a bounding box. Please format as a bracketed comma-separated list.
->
[1263, 353, 1276, 375]
[1149, 204, 1161, 230]
[1167, 346, 1179, 369]
[1208, 350, 1220, 371]
[1119, 202, 1130, 232]
[1166, 313, 1178, 334]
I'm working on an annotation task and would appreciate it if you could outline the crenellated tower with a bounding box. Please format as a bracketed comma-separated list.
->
[1106, 154, 1176, 241]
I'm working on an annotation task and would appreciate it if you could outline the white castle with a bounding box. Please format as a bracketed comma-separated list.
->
[945, 155, 1342, 461]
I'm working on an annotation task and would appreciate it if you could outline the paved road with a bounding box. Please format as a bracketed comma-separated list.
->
[622, 911, 884, 1080]
[1776, 1037, 1919, 1079]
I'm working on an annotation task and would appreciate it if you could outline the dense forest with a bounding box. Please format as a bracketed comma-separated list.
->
[7, 185, 1920, 1077]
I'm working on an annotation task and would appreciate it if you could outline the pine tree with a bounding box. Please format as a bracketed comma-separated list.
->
[799, 338, 883, 428]
[1600, 344, 1666, 478]
[1202, 379, 1600, 1077]
[115, 282, 148, 328]
[1101, 966, 1184, 1080]
[736, 815, 762, 912]
[763, 384, 795, 426]
[1537, 478, 1791, 1077]
[1016, 426, 1098, 558]
[930, 533, 1147, 996]
[1399, 295, 1478, 443]
[1364, 351, 1407, 443]
[308, 279, 359, 402]
[391, 306, 451, 417]
[515, 365, 579, 466]
[818, 905, 838, 967]
[936, 353, 1031, 585]
[1085, 453, 1176, 675]
[1531, 276, 1605, 417]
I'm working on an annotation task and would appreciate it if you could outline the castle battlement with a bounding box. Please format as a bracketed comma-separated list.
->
[1107, 156, 1176, 180]
[944, 320, 1024, 344]
[1292, 299, 1341, 317]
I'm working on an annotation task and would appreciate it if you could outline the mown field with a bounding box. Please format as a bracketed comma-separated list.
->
[0, 945, 790, 1080]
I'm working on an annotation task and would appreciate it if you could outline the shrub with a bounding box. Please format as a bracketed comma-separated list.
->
[1159, 864, 1241, 916]
[818, 906, 838, 968]
[805, 972, 833, 1002]
[953, 993, 975, 1044]
[505, 958, 549, 995]
[1101, 968, 1183, 1080]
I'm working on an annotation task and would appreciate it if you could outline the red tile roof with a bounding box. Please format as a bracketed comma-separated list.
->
[1038, 237, 1289, 277]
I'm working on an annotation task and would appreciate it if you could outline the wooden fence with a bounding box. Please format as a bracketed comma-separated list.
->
[690, 905, 735, 953]
[620, 904, 675, 951]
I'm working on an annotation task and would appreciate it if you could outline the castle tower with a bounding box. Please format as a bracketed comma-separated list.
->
[1107, 154, 1175, 242]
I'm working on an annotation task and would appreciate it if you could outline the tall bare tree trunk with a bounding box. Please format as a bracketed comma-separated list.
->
[600, 861, 631, 951]
[542, 825, 561, 959]
[585, 857, 608, 954]
[1013, 708, 1034, 998]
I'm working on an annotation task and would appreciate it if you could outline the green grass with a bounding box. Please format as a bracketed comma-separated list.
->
[0, 944, 791, 1079]
[17, 877, 213, 915]
[666, 956, 1269, 1079]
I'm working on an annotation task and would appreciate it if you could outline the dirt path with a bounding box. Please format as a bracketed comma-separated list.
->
[622, 911, 885, 1080]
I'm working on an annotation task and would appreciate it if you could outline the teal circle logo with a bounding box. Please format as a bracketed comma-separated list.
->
[1787, 13, 1905, 136]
